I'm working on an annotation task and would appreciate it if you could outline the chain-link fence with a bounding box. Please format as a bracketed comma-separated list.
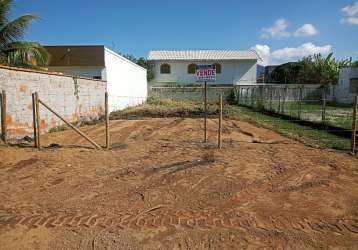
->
[234, 84, 355, 130]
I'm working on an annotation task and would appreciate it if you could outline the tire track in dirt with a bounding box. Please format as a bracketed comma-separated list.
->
[1, 209, 357, 237]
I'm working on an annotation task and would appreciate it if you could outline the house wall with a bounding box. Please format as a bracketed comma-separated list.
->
[47, 66, 106, 79]
[331, 67, 358, 104]
[0, 66, 106, 139]
[104, 48, 147, 111]
[150, 60, 257, 85]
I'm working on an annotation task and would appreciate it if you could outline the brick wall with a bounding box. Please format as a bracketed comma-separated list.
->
[0, 66, 106, 139]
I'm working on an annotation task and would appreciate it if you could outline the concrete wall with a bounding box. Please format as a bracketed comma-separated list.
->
[47, 66, 106, 80]
[104, 48, 147, 111]
[149, 86, 234, 103]
[150, 60, 257, 85]
[0, 66, 106, 139]
[331, 67, 358, 104]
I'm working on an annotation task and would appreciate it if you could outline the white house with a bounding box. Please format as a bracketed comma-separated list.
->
[330, 67, 358, 104]
[147, 50, 258, 86]
[45, 45, 147, 111]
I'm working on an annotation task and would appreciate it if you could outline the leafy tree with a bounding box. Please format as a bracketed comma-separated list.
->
[296, 53, 352, 85]
[121, 53, 154, 81]
[268, 53, 354, 85]
[0, 0, 49, 68]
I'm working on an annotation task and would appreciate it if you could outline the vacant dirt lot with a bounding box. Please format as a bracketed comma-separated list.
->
[1, 118, 358, 249]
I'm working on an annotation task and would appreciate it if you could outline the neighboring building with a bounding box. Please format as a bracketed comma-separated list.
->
[45, 45, 147, 110]
[147, 50, 258, 86]
[330, 67, 358, 104]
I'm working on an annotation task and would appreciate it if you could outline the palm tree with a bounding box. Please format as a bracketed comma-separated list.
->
[0, 0, 49, 68]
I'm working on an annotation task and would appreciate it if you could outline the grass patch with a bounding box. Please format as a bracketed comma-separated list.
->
[111, 98, 220, 119]
[226, 106, 351, 151]
[240, 100, 354, 130]
[48, 117, 103, 133]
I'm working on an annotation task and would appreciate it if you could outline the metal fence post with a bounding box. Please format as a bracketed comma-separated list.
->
[278, 90, 281, 114]
[269, 86, 273, 111]
[282, 87, 287, 114]
[322, 86, 327, 126]
[251, 87, 254, 108]
[298, 86, 303, 119]
[237, 87, 240, 104]
[1, 90, 7, 143]
[351, 96, 358, 155]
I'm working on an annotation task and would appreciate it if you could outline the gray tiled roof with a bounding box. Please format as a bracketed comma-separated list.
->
[148, 50, 258, 61]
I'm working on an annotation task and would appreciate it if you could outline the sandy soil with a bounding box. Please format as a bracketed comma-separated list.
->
[1, 118, 358, 249]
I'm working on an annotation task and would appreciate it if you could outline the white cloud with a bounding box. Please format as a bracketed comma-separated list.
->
[261, 19, 290, 38]
[251, 44, 270, 65]
[252, 43, 332, 65]
[341, 1, 358, 25]
[271, 43, 332, 63]
[294, 24, 319, 37]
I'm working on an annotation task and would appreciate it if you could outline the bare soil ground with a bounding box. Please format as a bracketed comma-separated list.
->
[1, 118, 358, 249]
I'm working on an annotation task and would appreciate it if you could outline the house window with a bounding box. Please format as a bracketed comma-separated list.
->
[214, 63, 222, 74]
[187, 64, 197, 74]
[160, 63, 171, 74]
[350, 78, 358, 93]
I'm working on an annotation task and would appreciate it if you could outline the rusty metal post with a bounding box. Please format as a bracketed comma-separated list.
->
[32, 93, 38, 148]
[1, 90, 7, 143]
[204, 81, 207, 142]
[35, 92, 40, 148]
[105, 92, 110, 149]
[218, 93, 223, 149]
[351, 96, 358, 155]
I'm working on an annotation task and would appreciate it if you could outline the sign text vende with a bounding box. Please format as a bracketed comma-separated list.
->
[196, 64, 216, 82]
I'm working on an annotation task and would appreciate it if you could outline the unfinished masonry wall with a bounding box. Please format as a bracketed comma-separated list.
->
[0, 66, 106, 139]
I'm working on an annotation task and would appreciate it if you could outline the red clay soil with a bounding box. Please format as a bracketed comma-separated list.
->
[0, 118, 358, 249]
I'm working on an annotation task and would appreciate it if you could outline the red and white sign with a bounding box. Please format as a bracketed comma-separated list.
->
[196, 64, 216, 82]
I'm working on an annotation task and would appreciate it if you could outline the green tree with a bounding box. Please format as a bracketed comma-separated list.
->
[269, 53, 354, 85]
[121, 53, 154, 81]
[0, 0, 49, 68]
[296, 53, 352, 85]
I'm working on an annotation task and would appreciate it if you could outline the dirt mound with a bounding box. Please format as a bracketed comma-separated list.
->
[0, 118, 358, 249]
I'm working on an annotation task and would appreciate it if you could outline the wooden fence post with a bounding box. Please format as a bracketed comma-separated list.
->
[1, 90, 7, 143]
[38, 99, 102, 149]
[105, 92, 110, 149]
[351, 96, 358, 155]
[35, 92, 40, 148]
[204, 82, 207, 142]
[32, 93, 38, 148]
[218, 93, 223, 149]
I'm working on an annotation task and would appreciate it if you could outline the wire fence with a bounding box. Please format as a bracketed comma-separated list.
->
[146, 85, 358, 153]
[1, 85, 357, 154]
[232, 84, 358, 152]
[234, 84, 353, 130]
